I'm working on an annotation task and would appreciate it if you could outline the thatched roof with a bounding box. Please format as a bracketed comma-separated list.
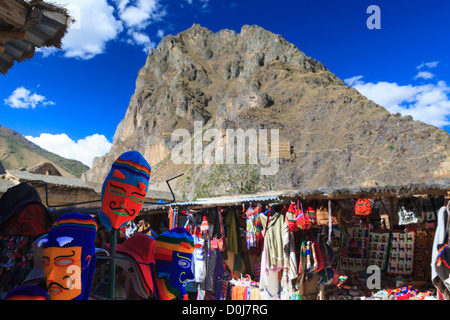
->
[0, 0, 72, 74]
[27, 161, 62, 176]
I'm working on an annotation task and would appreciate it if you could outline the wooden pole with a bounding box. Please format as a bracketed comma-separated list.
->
[0, 0, 29, 28]
[0, 31, 27, 40]
[0, 46, 4, 54]
[319, 284, 325, 300]
[109, 228, 117, 300]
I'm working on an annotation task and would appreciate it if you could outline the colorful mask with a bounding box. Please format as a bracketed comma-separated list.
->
[42, 213, 98, 300]
[152, 227, 199, 300]
[99, 151, 151, 230]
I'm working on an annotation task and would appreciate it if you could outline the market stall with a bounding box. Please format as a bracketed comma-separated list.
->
[1, 174, 449, 300]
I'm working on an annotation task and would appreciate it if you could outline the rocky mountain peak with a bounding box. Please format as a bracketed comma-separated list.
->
[83, 24, 450, 200]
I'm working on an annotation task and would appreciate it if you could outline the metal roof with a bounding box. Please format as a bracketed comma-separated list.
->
[139, 179, 450, 212]
[2, 169, 179, 202]
[0, 0, 72, 74]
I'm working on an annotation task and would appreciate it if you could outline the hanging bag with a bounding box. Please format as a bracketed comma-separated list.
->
[355, 198, 372, 216]
[211, 208, 226, 251]
[306, 206, 317, 225]
[317, 202, 338, 226]
[397, 198, 419, 225]
[286, 202, 300, 231]
[296, 201, 311, 230]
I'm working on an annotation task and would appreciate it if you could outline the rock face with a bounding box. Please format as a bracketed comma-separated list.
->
[83, 24, 450, 200]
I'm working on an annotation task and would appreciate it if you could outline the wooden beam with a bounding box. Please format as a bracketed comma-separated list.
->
[0, 30, 27, 40]
[0, 45, 4, 54]
[0, 0, 29, 28]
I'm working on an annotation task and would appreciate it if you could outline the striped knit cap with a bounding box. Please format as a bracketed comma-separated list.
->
[152, 227, 198, 300]
[154, 227, 196, 278]
[108, 151, 151, 186]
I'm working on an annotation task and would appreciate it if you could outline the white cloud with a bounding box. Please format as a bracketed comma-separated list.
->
[184, 0, 209, 9]
[116, 0, 164, 29]
[156, 29, 165, 38]
[344, 74, 450, 128]
[40, 0, 166, 58]
[4, 87, 55, 109]
[26, 133, 112, 168]
[414, 71, 435, 80]
[113, 0, 165, 51]
[127, 30, 156, 53]
[55, 0, 124, 59]
[417, 61, 439, 69]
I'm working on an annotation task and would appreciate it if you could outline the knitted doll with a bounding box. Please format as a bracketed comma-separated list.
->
[41, 213, 98, 300]
[152, 227, 200, 300]
[99, 151, 151, 231]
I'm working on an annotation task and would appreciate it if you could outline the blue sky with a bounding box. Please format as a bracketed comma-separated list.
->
[1, 0, 449, 167]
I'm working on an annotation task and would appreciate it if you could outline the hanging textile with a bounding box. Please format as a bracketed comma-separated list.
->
[387, 231, 415, 276]
[368, 231, 391, 271]
[168, 206, 179, 229]
[243, 206, 261, 249]
[432, 204, 450, 298]
[259, 211, 284, 270]
[225, 208, 239, 255]
[259, 209, 282, 300]
[339, 227, 370, 272]
[281, 219, 298, 300]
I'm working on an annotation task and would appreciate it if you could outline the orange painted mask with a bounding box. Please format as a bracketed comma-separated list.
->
[42, 246, 85, 300]
[41, 213, 98, 300]
[99, 151, 151, 230]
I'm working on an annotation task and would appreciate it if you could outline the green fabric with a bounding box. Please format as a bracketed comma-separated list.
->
[260, 212, 285, 270]
[225, 208, 239, 254]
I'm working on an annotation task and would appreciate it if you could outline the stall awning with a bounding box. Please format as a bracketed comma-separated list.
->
[0, 0, 72, 74]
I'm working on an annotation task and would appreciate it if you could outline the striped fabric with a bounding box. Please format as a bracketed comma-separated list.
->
[152, 275, 187, 300]
[154, 227, 196, 278]
[112, 156, 151, 182]
[51, 214, 98, 233]
[152, 227, 197, 300]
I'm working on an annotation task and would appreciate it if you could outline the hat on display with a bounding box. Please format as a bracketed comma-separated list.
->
[0, 183, 52, 236]
[152, 227, 199, 300]
[104, 232, 155, 299]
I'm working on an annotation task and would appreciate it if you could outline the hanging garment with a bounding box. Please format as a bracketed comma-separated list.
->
[214, 250, 225, 300]
[246, 216, 257, 249]
[281, 220, 297, 300]
[193, 236, 206, 283]
[259, 235, 281, 300]
[259, 211, 285, 270]
[225, 208, 239, 255]
[432, 205, 450, 298]
[244, 206, 261, 251]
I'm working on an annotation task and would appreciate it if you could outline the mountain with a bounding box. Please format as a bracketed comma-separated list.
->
[82, 24, 450, 200]
[0, 125, 89, 178]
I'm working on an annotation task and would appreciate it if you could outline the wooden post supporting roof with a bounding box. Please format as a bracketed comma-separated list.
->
[0, 45, 4, 54]
[0, 0, 29, 28]
[0, 30, 27, 40]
